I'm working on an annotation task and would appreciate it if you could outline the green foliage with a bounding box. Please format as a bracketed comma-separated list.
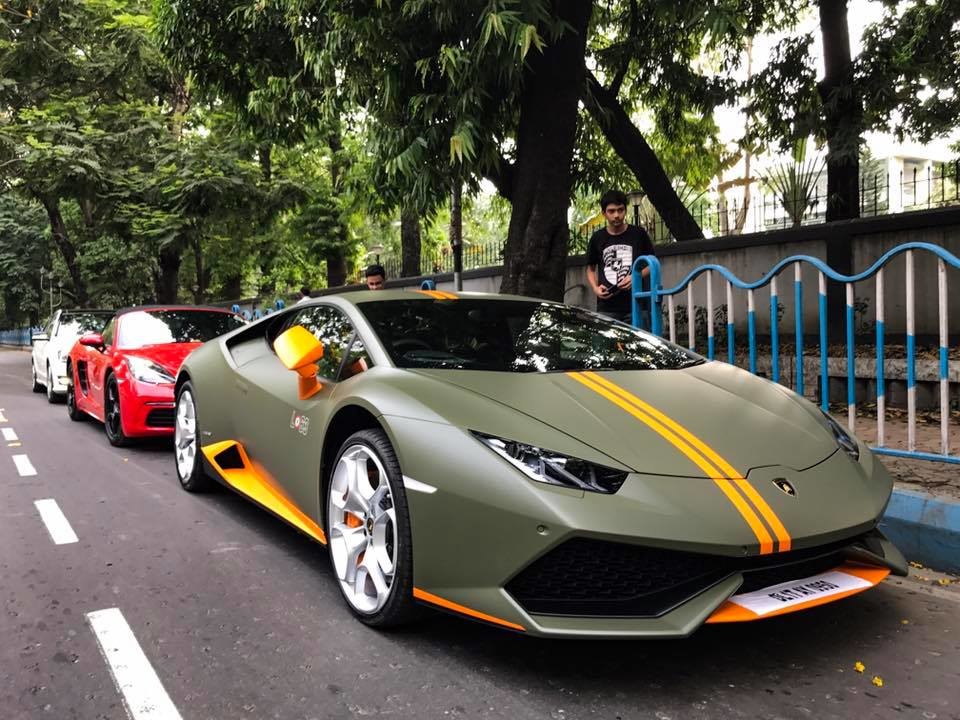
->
[0, 194, 49, 326]
[859, 0, 960, 143]
[761, 140, 826, 227]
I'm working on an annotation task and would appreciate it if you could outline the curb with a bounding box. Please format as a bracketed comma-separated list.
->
[880, 488, 960, 574]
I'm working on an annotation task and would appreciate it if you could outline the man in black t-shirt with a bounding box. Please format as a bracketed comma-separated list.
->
[586, 189, 655, 325]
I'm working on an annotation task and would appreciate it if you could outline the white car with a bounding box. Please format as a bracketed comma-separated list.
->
[31, 309, 113, 402]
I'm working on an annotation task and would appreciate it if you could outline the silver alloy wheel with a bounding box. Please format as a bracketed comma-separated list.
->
[328, 444, 398, 614]
[175, 390, 198, 482]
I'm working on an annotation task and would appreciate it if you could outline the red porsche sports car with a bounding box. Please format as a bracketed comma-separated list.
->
[66, 306, 246, 446]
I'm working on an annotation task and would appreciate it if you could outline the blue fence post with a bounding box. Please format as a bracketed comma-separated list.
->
[770, 277, 780, 384]
[818, 272, 829, 412]
[794, 263, 804, 396]
[631, 255, 661, 334]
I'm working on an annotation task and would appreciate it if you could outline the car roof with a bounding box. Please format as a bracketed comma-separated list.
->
[323, 289, 541, 307]
[113, 305, 241, 317]
[58, 308, 114, 315]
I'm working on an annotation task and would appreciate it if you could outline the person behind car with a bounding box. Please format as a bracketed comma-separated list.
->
[365, 264, 386, 290]
[586, 189, 655, 326]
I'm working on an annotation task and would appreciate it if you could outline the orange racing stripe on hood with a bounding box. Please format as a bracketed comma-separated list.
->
[567, 372, 775, 554]
[579, 371, 792, 553]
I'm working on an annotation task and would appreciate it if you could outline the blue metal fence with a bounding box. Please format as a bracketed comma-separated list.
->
[631, 242, 959, 465]
[0, 327, 36, 347]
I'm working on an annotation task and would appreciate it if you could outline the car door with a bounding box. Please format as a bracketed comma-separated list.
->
[232, 304, 363, 524]
[85, 316, 117, 420]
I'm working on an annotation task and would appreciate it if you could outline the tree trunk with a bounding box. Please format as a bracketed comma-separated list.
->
[449, 180, 464, 290]
[583, 74, 704, 241]
[157, 245, 181, 304]
[500, 0, 593, 301]
[259, 143, 272, 182]
[400, 203, 422, 278]
[325, 248, 347, 287]
[37, 194, 88, 306]
[818, 0, 860, 222]
[193, 235, 204, 304]
[222, 274, 243, 301]
[818, 0, 860, 339]
[169, 77, 190, 142]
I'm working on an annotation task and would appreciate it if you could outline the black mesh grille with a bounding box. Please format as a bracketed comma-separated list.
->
[146, 408, 175, 427]
[506, 535, 865, 618]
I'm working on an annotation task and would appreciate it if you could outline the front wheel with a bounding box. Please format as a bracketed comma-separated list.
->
[326, 429, 418, 628]
[103, 376, 130, 447]
[174, 382, 213, 493]
[31, 364, 43, 393]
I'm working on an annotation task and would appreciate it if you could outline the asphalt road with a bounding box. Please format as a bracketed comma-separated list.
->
[1, 348, 958, 720]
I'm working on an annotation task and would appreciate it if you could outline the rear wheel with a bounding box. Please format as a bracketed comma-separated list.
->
[103, 376, 130, 447]
[326, 429, 418, 628]
[174, 382, 213, 493]
[66, 367, 84, 422]
[31, 364, 43, 393]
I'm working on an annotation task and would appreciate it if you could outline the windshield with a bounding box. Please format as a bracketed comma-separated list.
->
[358, 299, 702, 372]
[57, 313, 111, 337]
[117, 310, 245, 348]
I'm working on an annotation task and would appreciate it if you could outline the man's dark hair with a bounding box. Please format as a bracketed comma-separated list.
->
[300, 286, 310, 296]
[599, 189, 628, 211]
[364, 263, 386, 279]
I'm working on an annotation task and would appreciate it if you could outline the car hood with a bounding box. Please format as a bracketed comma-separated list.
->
[123, 342, 201, 375]
[411, 362, 838, 478]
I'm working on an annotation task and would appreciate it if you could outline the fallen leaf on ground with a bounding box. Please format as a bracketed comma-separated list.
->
[872, 676, 884, 688]
[854, 662, 865, 673]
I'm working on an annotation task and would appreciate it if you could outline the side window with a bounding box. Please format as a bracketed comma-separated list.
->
[44, 314, 55, 336]
[339, 333, 373, 381]
[101, 318, 116, 347]
[285, 305, 354, 380]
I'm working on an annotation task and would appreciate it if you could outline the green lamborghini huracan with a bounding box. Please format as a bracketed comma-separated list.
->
[173, 289, 906, 637]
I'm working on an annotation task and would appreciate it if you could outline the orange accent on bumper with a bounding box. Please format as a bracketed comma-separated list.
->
[202, 440, 327, 544]
[413, 588, 525, 631]
[705, 565, 890, 624]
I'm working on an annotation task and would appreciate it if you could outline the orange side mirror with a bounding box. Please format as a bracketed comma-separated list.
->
[275, 325, 325, 399]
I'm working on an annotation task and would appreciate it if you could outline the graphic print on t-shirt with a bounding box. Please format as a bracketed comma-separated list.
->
[602, 244, 633, 287]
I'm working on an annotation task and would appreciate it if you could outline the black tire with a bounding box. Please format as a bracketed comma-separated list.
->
[103, 376, 130, 447]
[46, 365, 62, 404]
[66, 368, 85, 422]
[31, 364, 43, 393]
[325, 428, 419, 628]
[174, 382, 214, 493]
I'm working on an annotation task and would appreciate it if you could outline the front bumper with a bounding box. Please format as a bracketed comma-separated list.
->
[388, 417, 905, 638]
[117, 377, 176, 437]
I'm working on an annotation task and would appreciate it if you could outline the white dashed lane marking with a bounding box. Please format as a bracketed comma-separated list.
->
[12, 454, 37, 477]
[87, 608, 184, 720]
[34, 499, 79, 545]
[0, 408, 7, 422]
[2, 427, 18, 442]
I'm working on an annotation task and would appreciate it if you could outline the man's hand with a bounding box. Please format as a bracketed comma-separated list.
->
[593, 284, 613, 299]
[617, 275, 632, 290]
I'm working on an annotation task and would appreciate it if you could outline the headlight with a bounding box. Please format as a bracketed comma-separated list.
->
[821, 411, 859, 461]
[472, 431, 628, 494]
[126, 356, 175, 384]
